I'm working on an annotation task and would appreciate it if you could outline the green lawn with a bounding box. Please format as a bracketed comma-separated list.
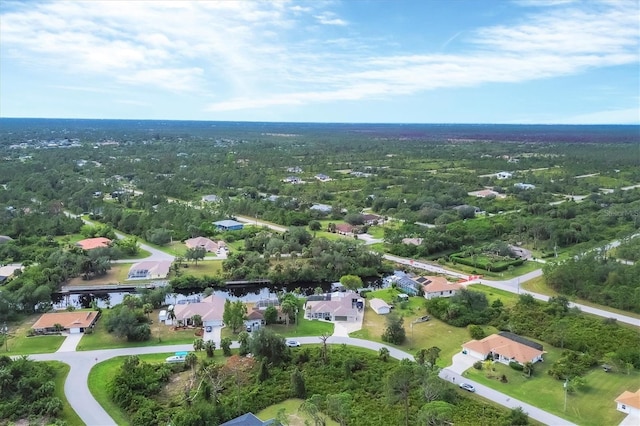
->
[1, 314, 66, 355]
[76, 311, 198, 351]
[522, 276, 640, 320]
[48, 361, 85, 426]
[439, 259, 541, 280]
[256, 398, 339, 426]
[351, 289, 484, 366]
[464, 349, 636, 426]
[270, 318, 334, 338]
[171, 260, 223, 278]
[467, 284, 521, 307]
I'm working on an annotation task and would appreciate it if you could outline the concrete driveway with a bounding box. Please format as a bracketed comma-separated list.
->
[56, 333, 84, 352]
[202, 325, 222, 345]
[447, 351, 478, 374]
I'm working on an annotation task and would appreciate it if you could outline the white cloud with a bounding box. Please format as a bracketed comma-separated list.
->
[315, 12, 348, 26]
[1, 0, 638, 116]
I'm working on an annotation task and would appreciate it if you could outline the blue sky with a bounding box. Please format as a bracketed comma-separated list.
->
[1, 0, 638, 124]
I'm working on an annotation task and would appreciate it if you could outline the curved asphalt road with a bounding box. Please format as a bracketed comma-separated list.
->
[28, 336, 576, 426]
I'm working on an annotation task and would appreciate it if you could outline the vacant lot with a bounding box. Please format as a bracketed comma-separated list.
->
[351, 289, 490, 367]
[66, 263, 132, 286]
[76, 309, 198, 351]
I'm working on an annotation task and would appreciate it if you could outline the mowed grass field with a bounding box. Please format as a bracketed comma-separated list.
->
[465, 349, 638, 426]
[76, 309, 198, 351]
[1, 314, 65, 355]
[350, 288, 488, 367]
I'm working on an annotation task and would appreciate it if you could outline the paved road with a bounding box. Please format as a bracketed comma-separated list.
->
[27, 335, 577, 426]
[438, 367, 576, 426]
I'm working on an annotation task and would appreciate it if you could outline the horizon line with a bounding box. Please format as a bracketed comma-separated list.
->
[1, 116, 638, 126]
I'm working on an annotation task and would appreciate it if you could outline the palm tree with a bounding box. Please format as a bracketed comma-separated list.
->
[193, 338, 204, 352]
[204, 340, 216, 357]
[143, 303, 153, 319]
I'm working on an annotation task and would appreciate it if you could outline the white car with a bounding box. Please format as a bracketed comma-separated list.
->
[459, 383, 476, 392]
[285, 340, 301, 347]
[165, 355, 186, 364]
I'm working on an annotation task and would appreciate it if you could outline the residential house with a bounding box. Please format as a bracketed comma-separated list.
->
[416, 276, 463, 300]
[286, 166, 303, 173]
[310, 204, 332, 213]
[335, 223, 355, 235]
[185, 236, 226, 253]
[315, 173, 332, 182]
[220, 412, 276, 426]
[496, 171, 513, 179]
[304, 292, 364, 322]
[362, 213, 382, 225]
[453, 204, 482, 214]
[245, 310, 265, 331]
[468, 189, 503, 198]
[514, 183, 536, 190]
[369, 298, 391, 315]
[127, 260, 172, 280]
[0, 235, 13, 245]
[615, 389, 640, 418]
[402, 237, 423, 246]
[385, 270, 421, 296]
[0, 263, 23, 283]
[201, 194, 220, 203]
[213, 220, 244, 231]
[32, 311, 99, 334]
[282, 176, 303, 184]
[76, 237, 111, 250]
[172, 294, 226, 328]
[462, 332, 546, 366]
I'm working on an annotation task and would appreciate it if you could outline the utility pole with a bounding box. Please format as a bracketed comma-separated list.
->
[563, 378, 568, 412]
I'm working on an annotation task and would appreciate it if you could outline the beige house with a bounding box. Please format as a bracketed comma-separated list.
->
[32, 311, 99, 334]
[616, 389, 640, 418]
[128, 260, 172, 280]
[185, 236, 226, 253]
[413, 276, 463, 300]
[172, 294, 226, 328]
[462, 333, 545, 366]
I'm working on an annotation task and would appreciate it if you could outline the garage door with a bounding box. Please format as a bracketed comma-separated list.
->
[334, 316, 347, 321]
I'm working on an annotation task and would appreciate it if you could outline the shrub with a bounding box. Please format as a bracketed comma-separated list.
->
[473, 361, 483, 370]
[468, 325, 486, 340]
[509, 361, 524, 371]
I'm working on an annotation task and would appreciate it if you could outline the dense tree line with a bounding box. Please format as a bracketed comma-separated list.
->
[543, 254, 640, 312]
[107, 342, 527, 426]
[0, 356, 65, 424]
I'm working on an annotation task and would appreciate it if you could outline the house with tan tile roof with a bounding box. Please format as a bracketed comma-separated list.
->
[185, 236, 226, 253]
[32, 311, 99, 334]
[412, 276, 463, 300]
[76, 237, 111, 250]
[128, 260, 172, 280]
[462, 332, 545, 366]
[172, 294, 226, 328]
[615, 389, 640, 417]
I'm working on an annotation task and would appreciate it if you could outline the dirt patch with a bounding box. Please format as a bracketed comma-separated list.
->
[222, 355, 256, 374]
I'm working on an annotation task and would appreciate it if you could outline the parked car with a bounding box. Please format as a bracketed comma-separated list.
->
[459, 383, 476, 392]
[205, 326, 212, 332]
[165, 355, 186, 364]
[286, 340, 301, 347]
